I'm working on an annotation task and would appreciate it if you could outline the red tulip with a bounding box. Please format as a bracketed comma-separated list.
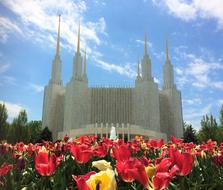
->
[116, 157, 148, 187]
[169, 147, 194, 176]
[64, 135, 69, 142]
[148, 139, 164, 149]
[56, 154, 63, 167]
[0, 144, 7, 155]
[112, 144, 131, 161]
[131, 160, 148, 187]
[72, 171, 96, 190]
[16, 157, 26, 171]
[153, 158, 178, 190]
[213, 153, 223, 166]
[0, 162, 13, 176]
[140, 156, 151, 167]
[153, 172, 171, 190]
[116, 159, 135, 183]
[156, 158, 172, 173]
[170, 135, 183, 144]
[70, 144, 93, 164]
[74, 136, 96, 145]
[35, 151, 56, 176]
[93, 142, 109, 158]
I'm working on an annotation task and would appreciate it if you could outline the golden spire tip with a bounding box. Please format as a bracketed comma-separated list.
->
[56, 15, 61, 55]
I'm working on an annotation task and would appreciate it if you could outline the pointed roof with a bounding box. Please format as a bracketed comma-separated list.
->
[137, 60, 140, 77]
[84, 47, 86, 74]
[166, 33, 169, 63]
[56, 15, 61, 55]
[137, 59, 141, 80]
[77, 22, 80, 53]
[144, 32, 147, 55]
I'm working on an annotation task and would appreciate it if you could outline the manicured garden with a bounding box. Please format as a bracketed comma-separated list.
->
[0, 135, 223, 190]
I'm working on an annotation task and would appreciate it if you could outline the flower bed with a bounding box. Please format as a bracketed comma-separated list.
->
[0, 135, 223, 190]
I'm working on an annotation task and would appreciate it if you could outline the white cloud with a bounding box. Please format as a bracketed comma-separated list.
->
[135, 39, 165, 60]
[218, 99, 223, 106]
[0, 101, 26, 120]
[0, 0, 134, 79]
[183, 98, 202, 105]
[153, 0, 223, 28]
[0, 63, 10, 74]
[183, 103, 212, 129]
[0, 76, 16, 86]
[176, 75, 189, 88]
[201, 103, 212, 114]
[29, 83, 44, 93]
[175, 49, 223, 90]
[164, 0, 197, 21]
[94, 59, 136, 78]
[136, 39, 152, 48]
[0, 62, 16, 86]
[0, 0, 106, 53]
[175, 68, 183, 75]
[0, 16, 23, 43]
[154, 77, 160, 84]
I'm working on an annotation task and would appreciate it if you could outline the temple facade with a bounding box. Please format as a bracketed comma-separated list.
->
[42, 16, 183, 141]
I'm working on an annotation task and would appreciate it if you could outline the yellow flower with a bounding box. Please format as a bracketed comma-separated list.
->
[86, 169, 117, 190]
[135, 135, 143, 141]
[145, 165, 155, 179]
[201, 150, 207, 159]
[92, 160, 112, 171]
[141, 142, 148, 150]
[145, 165, 155, 190]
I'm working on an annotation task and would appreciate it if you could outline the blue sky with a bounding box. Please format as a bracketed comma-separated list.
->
[0, 0, 223, 130]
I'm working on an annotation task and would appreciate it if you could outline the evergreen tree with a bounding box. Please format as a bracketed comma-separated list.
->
[0, 103, 8, 127]
[13, 110, 28, 126]
[12, 110, 29, 143]
[27, 120, 42, 143]
[217, 105, 223, 142]
[183, 122, 198, 143]
[198, 114, 218, 142]
[220, 105, 223, 128]
[0, 103, 8, 140]
[39, 127, 53, 142]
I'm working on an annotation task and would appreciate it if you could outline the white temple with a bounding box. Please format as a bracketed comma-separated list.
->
[42, 16, 183, 141]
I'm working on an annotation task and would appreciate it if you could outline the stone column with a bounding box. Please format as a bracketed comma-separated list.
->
[116, 123, 119, 139]
[106, 123, 108, 138]
[122, 123, 124, 140]
[95, 122, 98, 136]
[100, 122, 103, 138]
[127, 123, 130, 141]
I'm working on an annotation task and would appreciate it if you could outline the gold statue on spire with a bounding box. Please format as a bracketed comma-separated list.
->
[77, 21, 80, 53]
[166, 33, 169, 63]
[56, 15, 61, 55]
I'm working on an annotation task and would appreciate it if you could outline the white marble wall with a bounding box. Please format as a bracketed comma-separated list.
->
[63, 79, 90, 131]
[90, 87, 133, 124]
[159, 87, 183, 138]
[43, 79, 183, 140]
[134, 80, 161, 132]
[42, 82, 65, 139]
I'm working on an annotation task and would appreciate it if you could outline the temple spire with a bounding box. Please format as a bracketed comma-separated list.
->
[56, 15, 61, 55]
[166, 33, 169, 63]
[83, 47, 88, 81]
[77, 22, 80, 53]
[144, 32, 147, 55]
[137, 60, 140, 77]
[84, 47, 86, 74]
[137, 59, 141, 81]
